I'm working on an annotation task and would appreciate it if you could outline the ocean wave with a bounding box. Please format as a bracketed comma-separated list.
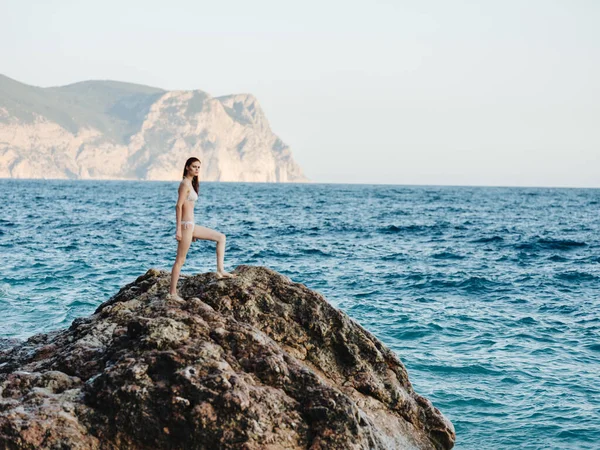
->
[509, 332, 555, 343]
[431, 251, 465, 260]
[354, 290, 381, 299]
[538, 304, 578, 314]
[547, 255, 569, 262]
[530, 347, 557, 356]
[423, 363, 503, 376]
[391, 328, 431, 339]
[556, 428, 598, 441]
[414, 276, 506, 294]
[380, 224, 402, 233]
[300, 248, 332, 257]
[586, 343, 600, 352]
[516, 238, 587, 251]
[582, 256, 600, 263]
[250, 249, 293, 259]
[500, 376, 521, 384]
[444, 396, 506, 408]
[517, 316, 538, 325]
[379, 223, 449, 234]
[471, 236, 504, 243]
[555, 271, 598, 282]
[414, 297, 436, 303]
[381, 252, 408, 261]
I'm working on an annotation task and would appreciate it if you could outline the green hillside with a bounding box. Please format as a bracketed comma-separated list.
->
[0, 74, 165, 144]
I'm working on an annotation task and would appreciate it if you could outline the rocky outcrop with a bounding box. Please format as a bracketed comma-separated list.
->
[0, 74, 307, 182]
[0, 266, 454, 449]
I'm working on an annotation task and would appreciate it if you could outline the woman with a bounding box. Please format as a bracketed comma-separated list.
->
[169, 157, 234, 300]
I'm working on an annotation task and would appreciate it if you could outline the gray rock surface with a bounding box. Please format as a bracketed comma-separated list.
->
[0, 266, 454, 449]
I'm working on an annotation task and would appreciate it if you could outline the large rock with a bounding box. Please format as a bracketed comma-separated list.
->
[0, 266, 455, 449]
[0, 74, 307, 182]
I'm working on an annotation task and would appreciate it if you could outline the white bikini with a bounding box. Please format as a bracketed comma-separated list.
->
[181, 186, 198, 230]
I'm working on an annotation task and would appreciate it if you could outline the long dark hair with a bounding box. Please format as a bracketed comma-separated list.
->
[183, 157, 200, 194]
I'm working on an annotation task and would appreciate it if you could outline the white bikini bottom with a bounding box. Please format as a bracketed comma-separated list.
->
[181, 220, 195, 230]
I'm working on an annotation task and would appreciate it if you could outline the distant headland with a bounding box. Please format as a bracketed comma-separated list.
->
[0, 74, 307, 182]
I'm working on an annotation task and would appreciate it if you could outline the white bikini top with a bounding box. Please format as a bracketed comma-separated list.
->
[187, 187, 198, 202]
[182, 181, 198, 202]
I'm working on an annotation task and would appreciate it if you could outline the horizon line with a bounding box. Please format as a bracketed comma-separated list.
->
[1, 177, 598, 190]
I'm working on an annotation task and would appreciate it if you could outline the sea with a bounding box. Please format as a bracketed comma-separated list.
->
[0, 179, 598, 449]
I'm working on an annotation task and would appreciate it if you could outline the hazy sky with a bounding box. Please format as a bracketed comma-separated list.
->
[1, 0, 599, 187]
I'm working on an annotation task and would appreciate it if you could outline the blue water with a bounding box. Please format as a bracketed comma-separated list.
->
[1, 179, 599, 449]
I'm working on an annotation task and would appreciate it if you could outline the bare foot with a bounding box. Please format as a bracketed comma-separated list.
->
[167, 293, 184, 301]
[215, 271, 235, 279]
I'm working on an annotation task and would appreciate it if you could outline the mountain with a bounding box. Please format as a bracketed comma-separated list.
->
[0, 74, 307, 182]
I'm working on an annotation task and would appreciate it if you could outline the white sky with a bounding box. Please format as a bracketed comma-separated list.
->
[1, 0, 599, 187]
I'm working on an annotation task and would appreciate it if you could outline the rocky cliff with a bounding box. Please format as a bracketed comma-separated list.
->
[0, 74, 307, 182]
[0, 266, 455, 449]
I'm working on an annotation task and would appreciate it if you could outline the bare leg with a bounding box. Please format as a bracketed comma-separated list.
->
[170, 225, 194, 297]
[192, 225, 235, 278]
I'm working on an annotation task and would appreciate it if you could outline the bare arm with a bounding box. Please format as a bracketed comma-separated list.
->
[175, 182, 189, 238]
